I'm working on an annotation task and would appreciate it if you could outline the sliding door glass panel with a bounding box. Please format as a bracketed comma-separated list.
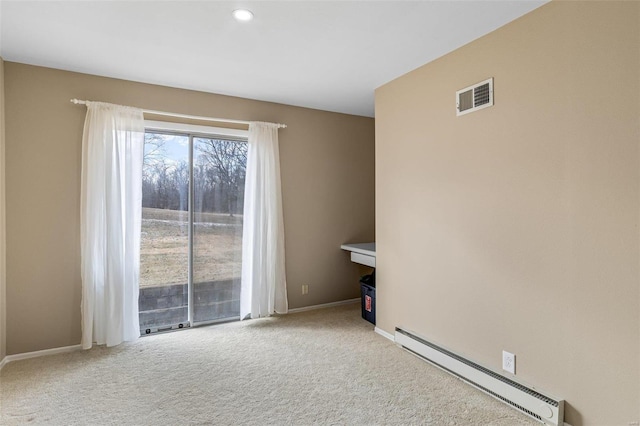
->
[192, 137, 247, 323]
[139, 132, 190, 331]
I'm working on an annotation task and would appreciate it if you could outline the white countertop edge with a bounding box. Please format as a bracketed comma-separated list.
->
[340, 242, 376, 257]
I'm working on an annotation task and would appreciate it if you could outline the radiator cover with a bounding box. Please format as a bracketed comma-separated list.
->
[395, 328, 564, 426]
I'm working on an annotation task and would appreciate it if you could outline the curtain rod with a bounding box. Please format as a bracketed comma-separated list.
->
[70, 99, 287, 129]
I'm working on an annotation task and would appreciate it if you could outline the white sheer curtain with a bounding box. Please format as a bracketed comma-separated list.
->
[240, 122, 288, 319]
[80, 102, 144, 349]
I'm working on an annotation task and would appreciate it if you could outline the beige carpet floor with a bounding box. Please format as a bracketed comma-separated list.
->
[1, 303, 537, 425]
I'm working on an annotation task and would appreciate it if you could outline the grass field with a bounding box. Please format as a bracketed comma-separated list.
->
[140, 207, 243, 288]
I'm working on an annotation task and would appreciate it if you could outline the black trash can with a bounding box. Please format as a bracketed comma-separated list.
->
[360, 272, 375, 325]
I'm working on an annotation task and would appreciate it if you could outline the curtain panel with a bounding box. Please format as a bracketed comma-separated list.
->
[80, 102, 144, 349]
[240, 122, 288, 319]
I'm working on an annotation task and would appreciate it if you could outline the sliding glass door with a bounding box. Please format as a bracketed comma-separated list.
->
[192, 137, 246, 323]
[139, 130, 247, 333]
[139, 132, 189, 332]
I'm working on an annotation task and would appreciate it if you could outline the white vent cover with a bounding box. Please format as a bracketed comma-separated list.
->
[456, 78, 493, 116]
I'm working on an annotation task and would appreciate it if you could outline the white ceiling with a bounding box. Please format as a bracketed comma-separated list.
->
[0, 0, 546, 117]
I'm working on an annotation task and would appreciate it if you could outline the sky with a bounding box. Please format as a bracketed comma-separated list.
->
[145, 132, 189, 164]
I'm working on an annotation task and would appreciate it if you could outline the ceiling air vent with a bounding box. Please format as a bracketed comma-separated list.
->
[456, 78, 493, 116]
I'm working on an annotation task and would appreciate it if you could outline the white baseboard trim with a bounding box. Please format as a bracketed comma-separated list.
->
[2, 344, 82, 367]
[288, 298, 360, 314]
[0, 356, 7, 371]
[375, 327, 395, 342]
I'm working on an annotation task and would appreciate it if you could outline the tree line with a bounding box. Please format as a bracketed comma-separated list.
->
[142, 134, 247, 216]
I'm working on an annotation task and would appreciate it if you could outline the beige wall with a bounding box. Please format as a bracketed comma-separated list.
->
[4, 63, 375, 355]
[375, 2, 639, 425]
[0, 57, 6, 362]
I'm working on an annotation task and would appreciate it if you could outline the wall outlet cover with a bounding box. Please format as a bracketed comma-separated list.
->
[502, 350, 516, 374]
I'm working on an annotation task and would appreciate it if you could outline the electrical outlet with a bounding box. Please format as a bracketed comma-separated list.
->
[502, 350, 516, 374]
[301, 284, 309, 295]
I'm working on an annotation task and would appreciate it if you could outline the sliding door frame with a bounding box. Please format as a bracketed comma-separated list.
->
[143, 121, 249, 333]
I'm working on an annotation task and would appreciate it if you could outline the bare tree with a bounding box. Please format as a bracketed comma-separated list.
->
[172, 160, 189, 212]
[141, 133, 247, 216]
[196, 138, 247, 216]
[143, 133, 166, 168]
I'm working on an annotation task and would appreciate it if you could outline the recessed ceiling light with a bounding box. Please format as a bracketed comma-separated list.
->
[233, 9, 254, 22]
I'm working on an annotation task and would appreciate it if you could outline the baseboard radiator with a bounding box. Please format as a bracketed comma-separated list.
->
[395, 328, 564, 426]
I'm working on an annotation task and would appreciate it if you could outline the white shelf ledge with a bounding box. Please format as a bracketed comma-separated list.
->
[341, 242, 376, 267]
